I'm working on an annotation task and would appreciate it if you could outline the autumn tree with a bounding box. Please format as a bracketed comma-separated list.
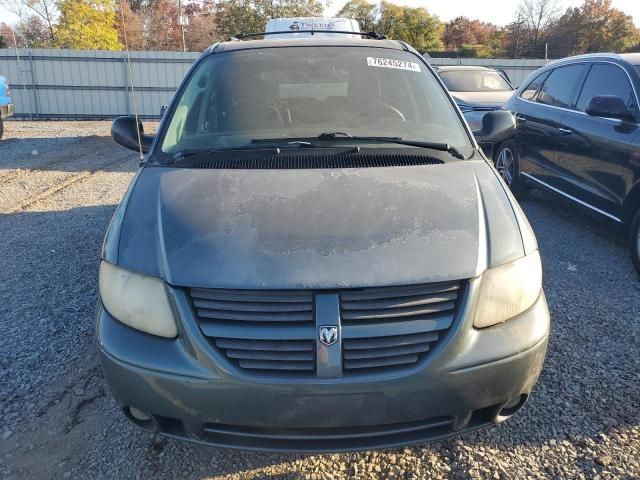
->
[336, 0, 377, 31]
[183, 2, 221, 51]
[55, 0, 121, 49]
[547, 0, 639, 56]
[115, 0, 144, 50]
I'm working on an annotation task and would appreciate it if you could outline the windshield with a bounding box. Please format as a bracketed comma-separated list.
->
[439, 70, 512, 92]
[159, 46, 472, 155]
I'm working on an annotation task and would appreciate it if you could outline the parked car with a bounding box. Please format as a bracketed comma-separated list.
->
[494, 53, 640, 274]
[436, 66, 515, 130]
[0, 74, 14, 140]
[99, 33, 549, 452]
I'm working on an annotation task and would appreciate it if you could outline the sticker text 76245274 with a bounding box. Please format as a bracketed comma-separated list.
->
[366, 57, 421, 72]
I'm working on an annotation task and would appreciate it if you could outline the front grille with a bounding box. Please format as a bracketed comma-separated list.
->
[190, 281, 461, 378]
[190, 288, 316, 375]
[339, 282, 460, 373]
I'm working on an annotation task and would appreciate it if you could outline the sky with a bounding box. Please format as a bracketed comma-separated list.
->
[1, 0, 639, 28]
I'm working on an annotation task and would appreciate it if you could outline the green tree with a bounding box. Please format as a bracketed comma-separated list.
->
[377, 1, 443, 52]
[55, 0, 122, 50]
[215, 0, 324, 37]
[336, 0, 377, 31]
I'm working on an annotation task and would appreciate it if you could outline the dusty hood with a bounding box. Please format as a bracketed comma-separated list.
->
[452, 91, 514, 106]
[115, 161, 525, 289]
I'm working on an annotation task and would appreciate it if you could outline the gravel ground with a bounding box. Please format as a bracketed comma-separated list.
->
[1, 121, 639, 479]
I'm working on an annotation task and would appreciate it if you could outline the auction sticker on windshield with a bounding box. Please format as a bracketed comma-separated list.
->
[366, 57, 421, 72]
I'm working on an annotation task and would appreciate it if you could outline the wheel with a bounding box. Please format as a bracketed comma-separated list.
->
[494, 140, 527, 196]
[629, 208, 640, 275]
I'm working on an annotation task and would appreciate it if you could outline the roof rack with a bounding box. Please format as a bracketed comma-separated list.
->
[228, 30, 386, 41]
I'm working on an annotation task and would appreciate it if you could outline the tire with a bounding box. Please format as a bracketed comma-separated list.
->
[629, 208, 640, 276]
[494, 140, 527, 197]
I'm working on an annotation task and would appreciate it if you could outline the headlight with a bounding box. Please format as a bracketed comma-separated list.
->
[474, 250, 542, 328]
[99, 261, 178, 338]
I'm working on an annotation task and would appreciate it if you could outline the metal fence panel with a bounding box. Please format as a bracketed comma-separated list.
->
[0, 48, 547, 119]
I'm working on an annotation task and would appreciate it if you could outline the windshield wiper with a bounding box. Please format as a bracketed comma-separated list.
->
[317, 132, 467, 159]
[170, 146, 281, 163]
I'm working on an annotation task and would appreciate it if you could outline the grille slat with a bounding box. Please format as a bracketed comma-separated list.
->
[238, 359, 315, 371]
[215, 338, 313, 351]
[344, 353, 420, 370]
[341, 301, 456, 321]
[227, 349, 314, 361]
[340, 282, 460, 374]
[191, 288, 312, 303]
[343, 332, 439, 350]
[192, 298, 313, 313]
[195, 309, 313, 322]
[341, 292, 458, 310]
[340, 283, 459, 301]
[343, 343, 429, 360]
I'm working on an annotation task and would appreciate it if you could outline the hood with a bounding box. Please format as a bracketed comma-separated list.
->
[114, 161, 525, 289]
[452, 90, 514, 106]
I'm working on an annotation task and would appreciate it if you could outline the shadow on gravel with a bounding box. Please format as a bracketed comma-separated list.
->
[0, 136, 140, 173]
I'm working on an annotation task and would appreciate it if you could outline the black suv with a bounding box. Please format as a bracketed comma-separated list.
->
[494, 53, 640, 274]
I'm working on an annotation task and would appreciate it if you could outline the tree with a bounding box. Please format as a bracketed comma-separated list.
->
[55, 0, 122, 50]
[336, 0, 377, 31]
[395, 5, 443, 52]
[3, 0, 58, 42]
[14, 15, 54, 47]
[183, 2, 221, 51]
[547, 0, 640, 57]
[141, 0, 182, 50]
[515, 0, 560, 56]
[214, 0, 324, 38]
[115, 0, 144, 50]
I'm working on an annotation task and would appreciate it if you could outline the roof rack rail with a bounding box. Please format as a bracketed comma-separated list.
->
[229, 30, 386, 41]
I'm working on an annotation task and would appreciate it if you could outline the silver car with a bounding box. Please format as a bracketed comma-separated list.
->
[99, 35, 549, 452]
[437, 66, 515, 130]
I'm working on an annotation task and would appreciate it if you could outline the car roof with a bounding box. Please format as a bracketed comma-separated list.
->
[210, 38, 407, 54]
[435, 66, 495, 72]
[547, 52, 640, 68]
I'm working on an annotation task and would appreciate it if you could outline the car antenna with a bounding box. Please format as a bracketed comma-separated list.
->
[118, 0, 144, 161]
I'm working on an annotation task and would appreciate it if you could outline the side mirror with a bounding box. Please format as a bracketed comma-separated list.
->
[111, 116, 154, 153]
[585, 95, 636, 123]
[473, 111, 516, 144]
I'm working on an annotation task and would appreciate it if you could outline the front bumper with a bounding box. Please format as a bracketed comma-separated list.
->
[97, 279, 550, 452]
[0, 103, 14, 119]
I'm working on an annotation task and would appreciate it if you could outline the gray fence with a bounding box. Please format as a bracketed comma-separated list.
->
[0, 48, 548, 119]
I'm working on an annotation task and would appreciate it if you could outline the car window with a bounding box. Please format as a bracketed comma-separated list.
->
[160, 47, 472, 155]
[519, 71, 549, 101]
[439, 70, 512, 92]
[537, 64, 587, 109]
[576, 63, 637, 112]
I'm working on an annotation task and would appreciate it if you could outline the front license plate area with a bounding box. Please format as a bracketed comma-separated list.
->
[275, 393, 386, 427]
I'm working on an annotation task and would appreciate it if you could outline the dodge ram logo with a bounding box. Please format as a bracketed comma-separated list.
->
[318, 326, 338, 346]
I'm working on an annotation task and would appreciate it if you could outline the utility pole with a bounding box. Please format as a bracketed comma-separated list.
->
[177, 0, 187, 52]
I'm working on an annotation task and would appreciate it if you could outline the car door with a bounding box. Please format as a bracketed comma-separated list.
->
[516, 64, 588, 192]
[554, 62, 640, 218]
